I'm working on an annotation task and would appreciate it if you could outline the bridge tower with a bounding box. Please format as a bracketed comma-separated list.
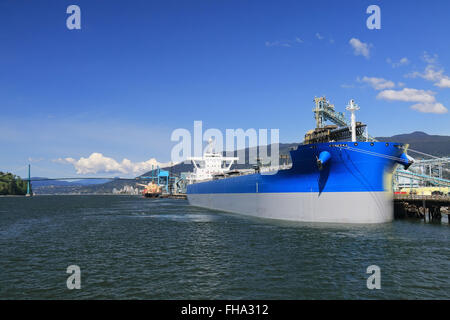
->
[26, 164, 32, 197]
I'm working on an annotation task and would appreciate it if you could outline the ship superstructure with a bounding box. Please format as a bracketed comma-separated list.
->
[186, 138, 239, 183]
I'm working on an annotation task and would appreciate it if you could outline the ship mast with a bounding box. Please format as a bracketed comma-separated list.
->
[346, 99, 360, 142]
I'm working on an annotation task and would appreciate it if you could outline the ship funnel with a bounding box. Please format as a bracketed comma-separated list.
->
[316, 151, 331, 170]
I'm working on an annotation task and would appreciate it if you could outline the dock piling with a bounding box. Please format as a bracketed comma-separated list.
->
[394, 194, 449, 223]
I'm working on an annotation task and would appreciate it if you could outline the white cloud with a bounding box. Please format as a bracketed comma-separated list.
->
[377, 88, 448, 114]
[413, 65, 450, 88]
[409, 65, 442, 81]
[265, 41, 291, 48]
[423, 52, 438, 64]
[265, 36, 303, 47]
[359, 76, 395, 90]
[387, 57, 409, 68]
[436, 77, 450, 88]
[28, 157, 44, 163]
[399, 57, 409, 65]
[410, 102, 448, 114]
[377, 88, 436, 103]
[54, 153, 174, 175]
[315, 33, 324, 40]
[349, 38, 371, 58]
[407, 53, 450, 88]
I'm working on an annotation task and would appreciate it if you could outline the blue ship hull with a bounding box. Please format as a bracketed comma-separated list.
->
[187, 142, 410, 223]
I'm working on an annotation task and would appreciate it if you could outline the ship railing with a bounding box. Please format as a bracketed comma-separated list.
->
[259, 164, 292, 173]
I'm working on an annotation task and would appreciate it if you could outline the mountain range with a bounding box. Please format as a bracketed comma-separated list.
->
[376, 131, 450, 158]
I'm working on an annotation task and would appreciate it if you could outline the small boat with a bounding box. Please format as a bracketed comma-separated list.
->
[137, 182, 162, 198]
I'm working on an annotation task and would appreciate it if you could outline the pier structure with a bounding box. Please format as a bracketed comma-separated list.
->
[394, 194, 450, 223]
[394, 154, 450, 189]
[139, 166, 173, 193]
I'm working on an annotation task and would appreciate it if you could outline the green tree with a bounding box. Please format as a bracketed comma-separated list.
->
[0, 172, 27, 195]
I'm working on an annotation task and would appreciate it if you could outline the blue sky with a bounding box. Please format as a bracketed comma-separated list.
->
[1, 0, 449, 178]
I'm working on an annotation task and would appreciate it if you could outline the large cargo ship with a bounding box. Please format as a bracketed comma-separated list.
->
[187, 98, 413, 223]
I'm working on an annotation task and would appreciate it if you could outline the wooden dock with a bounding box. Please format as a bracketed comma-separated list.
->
[160, 193, 187, 200]
[394, 194, 450, 222]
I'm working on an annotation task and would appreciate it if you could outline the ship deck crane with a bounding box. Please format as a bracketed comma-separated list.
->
[309, 97, 377, 143]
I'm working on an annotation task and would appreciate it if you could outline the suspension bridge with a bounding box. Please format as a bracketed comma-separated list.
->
[20, 164, 187, 196]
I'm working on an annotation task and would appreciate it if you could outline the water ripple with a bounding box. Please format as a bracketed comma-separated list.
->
[0, 195, 449, 299]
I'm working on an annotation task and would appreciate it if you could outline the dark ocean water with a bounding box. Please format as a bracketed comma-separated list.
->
[0, 195, 448, 299]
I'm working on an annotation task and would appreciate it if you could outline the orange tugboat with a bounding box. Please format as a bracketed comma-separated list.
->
[137, 181, 162, 198]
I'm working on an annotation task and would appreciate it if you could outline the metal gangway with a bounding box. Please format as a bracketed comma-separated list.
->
[395, 151, 450, 189]
[395, 169, 450, 188]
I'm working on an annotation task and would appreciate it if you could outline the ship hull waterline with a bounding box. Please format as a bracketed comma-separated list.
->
[187, 191, 393, 224]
